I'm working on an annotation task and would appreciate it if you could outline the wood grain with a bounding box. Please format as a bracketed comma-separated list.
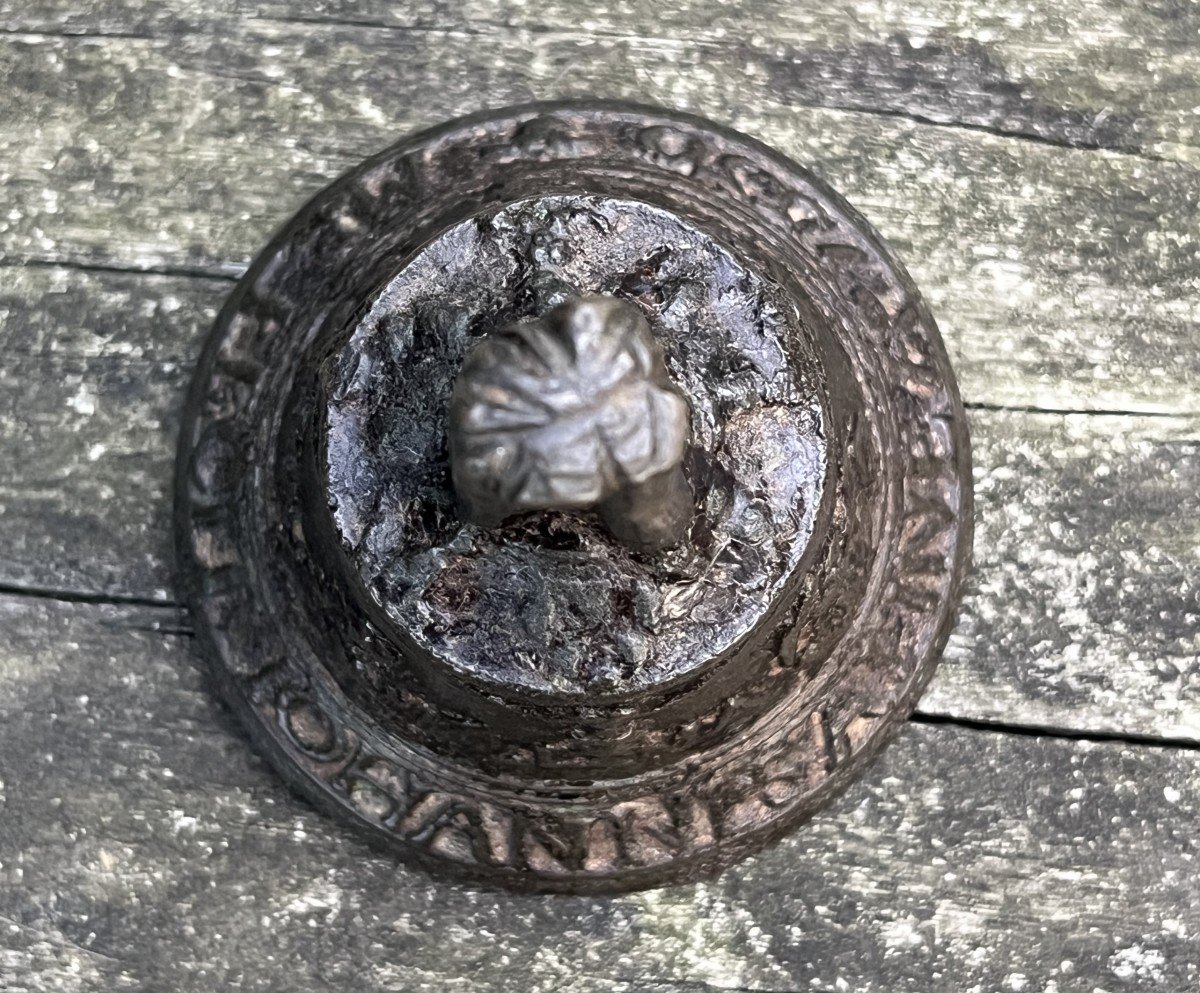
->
[0, 0, 1197, 987]
[1, 595, 1197, 993]
[928, 409, 1200, 741]
[3, 0, 1199, 165]
[0, 265, 219, 600]
[3, 265, 1197, 740]
[0, 25, 1197, 413]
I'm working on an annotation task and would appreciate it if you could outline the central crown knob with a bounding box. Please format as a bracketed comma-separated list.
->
[448, 295, 693, 552]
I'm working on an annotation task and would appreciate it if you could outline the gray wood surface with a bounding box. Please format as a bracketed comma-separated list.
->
[2, 594, 1199, 992]
[1, 1, 1197, 990]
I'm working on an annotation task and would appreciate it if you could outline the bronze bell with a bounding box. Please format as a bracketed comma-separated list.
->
[176, 101, 972, 892]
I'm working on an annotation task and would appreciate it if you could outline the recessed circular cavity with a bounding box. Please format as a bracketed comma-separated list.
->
[324, 195, 827, 697]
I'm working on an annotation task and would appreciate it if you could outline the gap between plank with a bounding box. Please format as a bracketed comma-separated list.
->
[2, 576, 1195, 753]
[911, 710, 1200, 753]
[0, 25, 159, 41]
[4, 257, 242, 283]
[800, 100, 1161, 161]
[0, 19, 1176, 167]
[0, 580, 180, 610]
[962, 400, 1185, 419]
[257, 15, 1170, 164]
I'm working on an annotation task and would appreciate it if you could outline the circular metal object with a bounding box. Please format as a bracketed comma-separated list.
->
[176, 101, 972, 893]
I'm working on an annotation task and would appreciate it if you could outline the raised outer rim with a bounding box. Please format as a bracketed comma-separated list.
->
[175, 100, 973, 893]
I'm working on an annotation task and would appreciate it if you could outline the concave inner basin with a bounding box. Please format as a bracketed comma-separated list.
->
[323, 195, 827, 696]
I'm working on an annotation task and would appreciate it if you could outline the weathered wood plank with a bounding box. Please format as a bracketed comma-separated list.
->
[0, 6, 1197, 991]
[0, 29, 1198, 413]
[927, 410, 1200, 741]
[0, 266, 222, 600]
[1, 596, 1197, 993]
[2, 0, 1198, 165]
[1, 265, 1197, 739]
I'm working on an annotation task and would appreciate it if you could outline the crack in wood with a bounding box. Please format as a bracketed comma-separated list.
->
[0, 16, 1179, 165]
[774, 98, 1164, 162]
[912, 710, 1200, 752]
[0, 26, 160, 41]
[2, 257, 242, 282]
[962, 400, 1187, 419]
[0, 581, 180, 610]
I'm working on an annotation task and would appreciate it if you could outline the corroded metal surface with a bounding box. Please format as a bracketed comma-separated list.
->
[323, 194, 825, 698]
[175, 101, 972, 892]
[448, 295, 692, 552]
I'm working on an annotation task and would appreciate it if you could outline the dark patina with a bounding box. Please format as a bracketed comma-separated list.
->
[448, 295, 693, 553]
[176, 102, 972, 892]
